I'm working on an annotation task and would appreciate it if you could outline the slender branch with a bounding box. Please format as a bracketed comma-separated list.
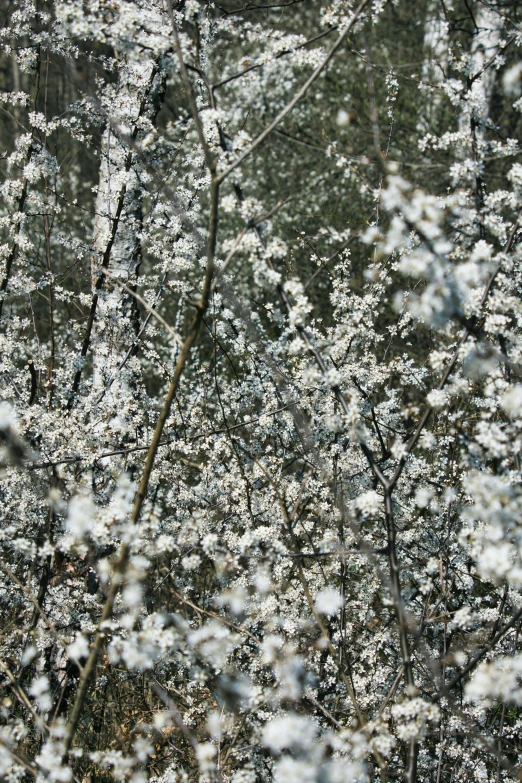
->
[216, 0, 370, 183]
[150, 679, 200, 749]
[304, 235, 355, 291]
[233, 441, 368, 730]
[211, 26, 338, 89]
[27, 360, 37, 405]
[63, 177, 220, 756]
[0, 659, 48, 732]
[0, 737, 38, 778]
[101, 270, 183, 346]
[441, 605, 522, 696]
[95, 274, 168, 405]
[167, 0, 216, 174]
[388, 220, 520, 491]
[0, 561, 66, 647]
[383, 487, 418, 783]
[28, 398, 304, 470]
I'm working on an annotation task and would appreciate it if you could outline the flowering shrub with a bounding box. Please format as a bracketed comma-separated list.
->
[1, 1, 522, 782]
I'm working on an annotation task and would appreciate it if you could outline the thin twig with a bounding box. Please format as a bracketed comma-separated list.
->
[101, 270, 183, 346]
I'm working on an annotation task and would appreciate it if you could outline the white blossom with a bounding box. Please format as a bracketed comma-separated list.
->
[315, 588, 343, 615]
[1, 4, 521, 782]
[67, 633, 89, 662]
[355, 490, 382, 517]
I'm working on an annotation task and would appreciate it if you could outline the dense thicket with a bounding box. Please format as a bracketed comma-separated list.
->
[1, 2, 522, 782]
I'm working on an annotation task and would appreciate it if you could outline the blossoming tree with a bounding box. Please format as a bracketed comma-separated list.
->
[1, 1, 522, 782]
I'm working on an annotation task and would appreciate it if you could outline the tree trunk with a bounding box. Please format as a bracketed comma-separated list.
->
[92, 54, 165, 394]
